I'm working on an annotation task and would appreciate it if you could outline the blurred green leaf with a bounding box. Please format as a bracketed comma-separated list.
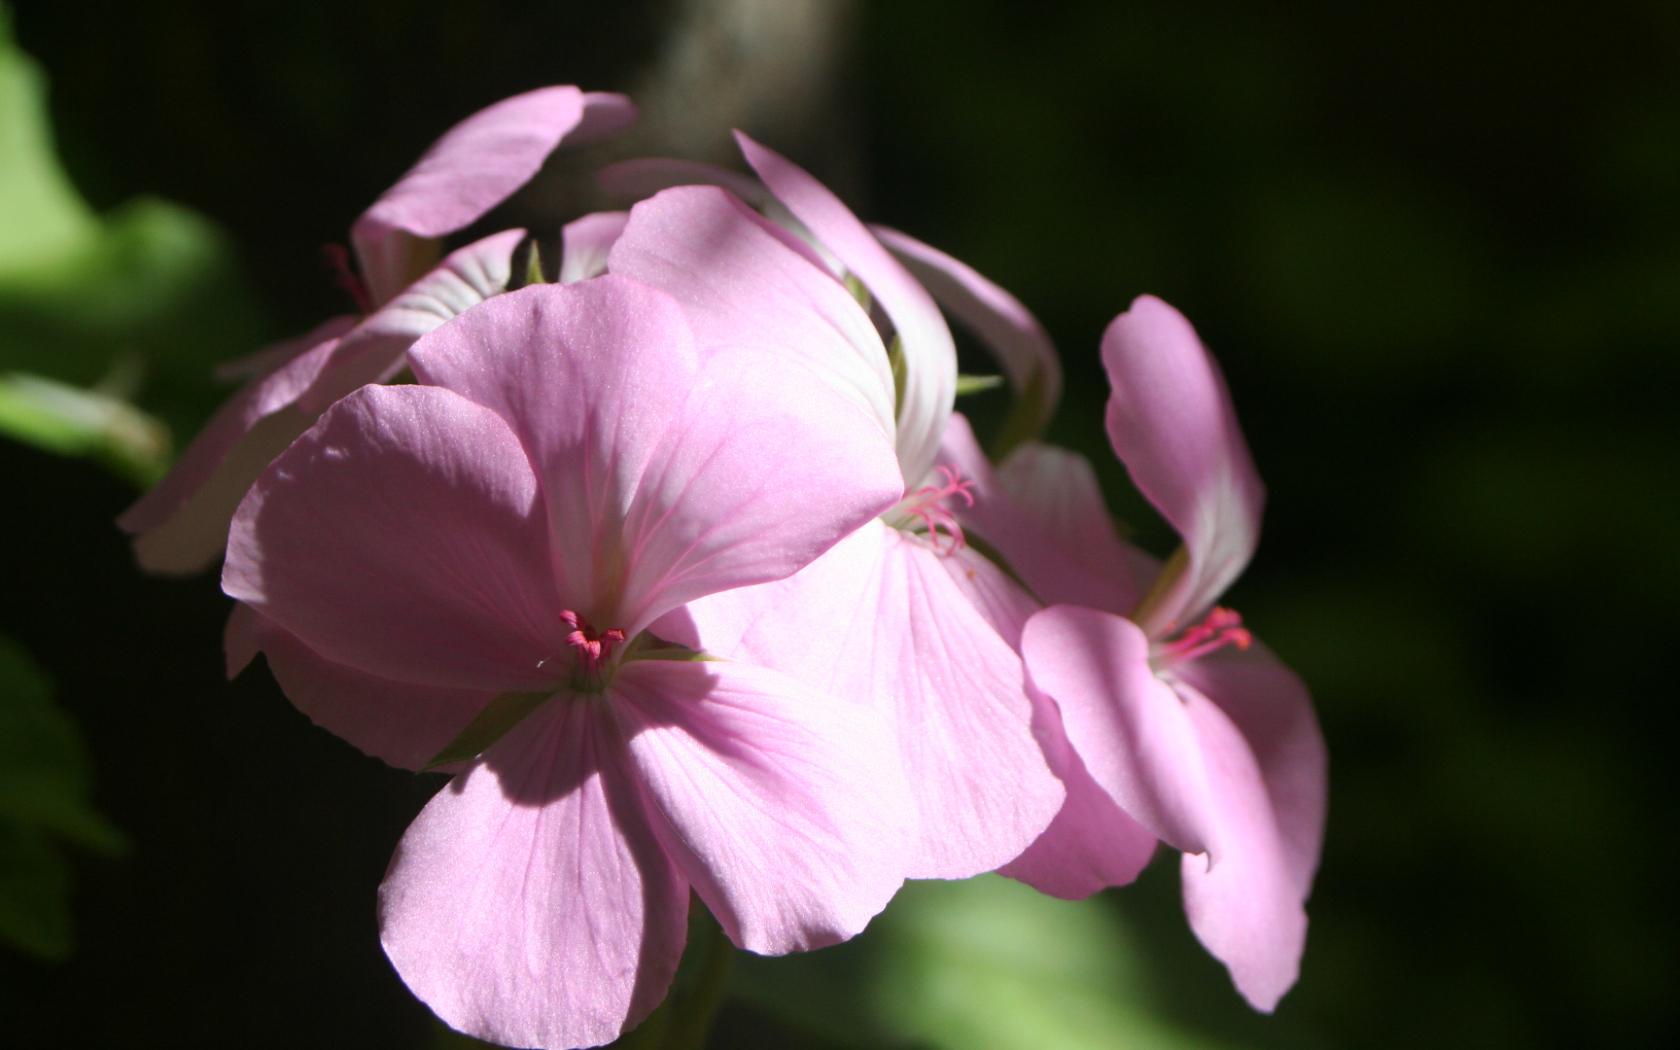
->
[0, 633, 124, 961]
[0, 6, 95, 274]
[0, 371, 169, 484]
[0, 8, 264, 479]
[0, 825, 72, 960]
[735, 876, 1234, 1050]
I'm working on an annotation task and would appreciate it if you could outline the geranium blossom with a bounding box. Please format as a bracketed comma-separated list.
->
[119, 86, 633, 573]
[596, 137, 1070, 879]
[940, 296, 1328, 1011]
[223, 276, 914, 1048]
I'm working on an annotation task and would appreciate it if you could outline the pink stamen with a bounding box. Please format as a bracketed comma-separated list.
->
[1159, 606, 1253, 665]
[559, 609, 627, 676]
[322, 243, 373, 314]
[903, 466, 977, 555]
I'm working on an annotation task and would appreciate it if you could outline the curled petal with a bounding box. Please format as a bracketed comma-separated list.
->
[558, 211, 628, 284]
[352, 87, 633, 304]
[1173, 643, 1327, 899]
[117, 315, 356, 574]
[380, 700, 687, 1048]
[597, 155, 770, 209]
[1175, 678, 1310, 1012]
[608, 185, 893, 442]
[223, 385, 564, 692]
[613, 659, 909, 953]
[298, 228, 527, 413]
[998, 682, 1157, 899]
[1021, 605, 1219, 858]
[875, 226, 1060, 448]
[1101, 296, 1264, 636]
[737, 133, 957, 485]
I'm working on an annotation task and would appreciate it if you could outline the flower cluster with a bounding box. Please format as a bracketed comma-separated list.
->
[124, 87, 1326, 1047]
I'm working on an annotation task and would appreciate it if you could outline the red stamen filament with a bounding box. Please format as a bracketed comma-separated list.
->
[903, 466, 977, 555]
[1159, 606, 1252, 665]
[322, 243, 373, 314]
[559, 610, 627, 677]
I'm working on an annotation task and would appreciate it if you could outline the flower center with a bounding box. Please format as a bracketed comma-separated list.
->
[321, 243, 373, 314]
[895, 466, 976, 555]
[559, 609, 627, 689]
[1157, 606, 1252, 667]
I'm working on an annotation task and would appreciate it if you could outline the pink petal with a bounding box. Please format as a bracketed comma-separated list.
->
[224, 601, 263, 678]
[223, 385, 563, 692]
[934, 544, 1040, 651]
[1173, 643, 1327, 899]
[1175, 679, 1309, 1012]
[883, 532, 1064, 877]
[937, 414, 1145, 615]
[572, 91, 639, 144]
[874, 225, 1061, 440]
[406, 278, 698, 620]
[558, 211, 628, 284]
[606, 185, 894, 444]
[665, 523, 893, 705]
[1101, 296, 1264, 636]
[117, 315, 357, 574]
[612, 658, 909, 953]
[352, 88, 629, 304]
[597, 156, 770, 209]
[995, 438, 1159, 608]
[617, 346, 904, 631]
[380, 700, 687, 1048]
[736, 133, 958, 486]
[408, 278, 901, 632]
[998, 684, 1157, 899]
[297, 228, 527, 414]
[597, 156, 844, 276]
[231, 607, 495, 771]
[685, 524, 1063, 880]
[1021, 605, 1218, 857]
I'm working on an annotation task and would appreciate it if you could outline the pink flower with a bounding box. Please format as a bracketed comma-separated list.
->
[941, 296, 1328, 1012]
[223, 276, 913, 1048]
[599, 137, 1068, 880]
[119, 87, 634, 573]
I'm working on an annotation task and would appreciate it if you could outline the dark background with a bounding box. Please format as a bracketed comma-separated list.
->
[2, 1, 1675, 1046]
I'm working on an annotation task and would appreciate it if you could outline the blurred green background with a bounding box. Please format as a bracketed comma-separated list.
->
[1, 1, 1674, 1047]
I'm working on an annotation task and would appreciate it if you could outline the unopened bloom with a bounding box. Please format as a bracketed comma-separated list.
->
[224, 277, 912, 1048]
[941, 296, 1327, 1011]
[119, 87, 633, 573]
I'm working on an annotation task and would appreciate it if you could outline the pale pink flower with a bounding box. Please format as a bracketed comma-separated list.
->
[940, 296, 1328, 1012]
[223, 276, 912, 1048]
[598, 138, 1070, 880]
[119, 87, 633, 573]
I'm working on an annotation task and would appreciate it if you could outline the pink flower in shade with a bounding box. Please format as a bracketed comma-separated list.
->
[598, 137, 1068, 881]
[223, 276, 913, 1049]
[118, 87, 635, 574]
[939, 296, 1328, 1012]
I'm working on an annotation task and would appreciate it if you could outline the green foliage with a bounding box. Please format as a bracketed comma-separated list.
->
[732, 876, 1231, 1050]
[0, 9, 263, 482]
[0, 634, 123, 961]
